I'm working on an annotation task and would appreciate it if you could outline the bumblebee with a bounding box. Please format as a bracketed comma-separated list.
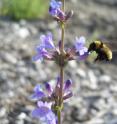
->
[88, 41, 112, 61]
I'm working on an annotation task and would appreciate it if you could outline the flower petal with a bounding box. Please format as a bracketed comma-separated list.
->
[75, 36, 86, 51]
[79, 52, 89, 60]
[32, 45, 49, 62]
[40, 33, 55, 49]
[32, 101, 53, 119]
[32, 54, 43, 61]
[31, 85, 45, 100]
[37, 101, 52, 109]
[78, 36, 86, 45]
[46, 111, 56, 124]
[31, 92, 45, 100]
[74, 36, 88, 57]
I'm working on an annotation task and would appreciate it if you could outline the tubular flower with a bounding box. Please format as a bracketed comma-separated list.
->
[63, 79, 73, 100]
[65, 36, 89, 61]
[32, 101, 56, 124]
[64, 79, 72, 92]
[30, 84, 45, 100]
[74, 36, 89, 60]
[49, 0, 62, 16]
[75, 36, 88, 56]
[32, 32, 55, 62]
[40, 32, 55, 49]
[32, 46, 48, 61]
[30, 83, 53, 102]
[49, 0, 73, 22]
[45, 82, 53, 94]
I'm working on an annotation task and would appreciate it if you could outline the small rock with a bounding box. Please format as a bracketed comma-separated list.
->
[76, 68, 86, 79]
[107, 118, 117, 124]
[69, 61, 77, 68]
[3, 53, 17, 64]
[48, 21, 58, 29]
[12, 23, 20, 31]
[110, 85, 117, 92]
[99, 75, 111, 83]
[88, 70, 98, 90]
[0, 108, 6, 117]
[18, 112, 27, 120]
[71, 106, 90, 122]
[86, 118, 104, 124]
[17, 27, 30, 38]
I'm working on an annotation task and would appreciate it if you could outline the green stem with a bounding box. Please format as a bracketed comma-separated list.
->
[57, 0, 65, 124]
[62, 0, 65, 11]
[57, 108, 61, 124]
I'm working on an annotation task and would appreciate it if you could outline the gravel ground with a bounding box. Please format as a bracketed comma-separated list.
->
[0, 0, 117, 124]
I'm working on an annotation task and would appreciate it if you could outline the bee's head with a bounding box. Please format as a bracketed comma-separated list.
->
[88, 42, 96, 52]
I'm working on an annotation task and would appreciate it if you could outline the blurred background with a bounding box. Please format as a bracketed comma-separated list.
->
[0, 0, 117, 124]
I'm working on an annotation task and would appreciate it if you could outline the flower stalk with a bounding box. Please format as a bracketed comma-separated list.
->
[62, 0, 65, 11]
[58, 0, 65, 124]
[31, 0, 90, 124]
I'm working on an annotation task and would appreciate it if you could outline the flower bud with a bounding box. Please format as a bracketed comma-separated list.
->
[64, 79, 72, 91]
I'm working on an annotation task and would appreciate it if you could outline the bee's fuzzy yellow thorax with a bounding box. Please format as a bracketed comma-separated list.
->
[94, 41, 102, 48]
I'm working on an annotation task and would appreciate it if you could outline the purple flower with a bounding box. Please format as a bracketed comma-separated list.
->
[50, 0, 62, 9]
[49, 0, 73, 21]
[30, 82, 54, 101]
[45, 82, 53, 94]
[64, 79, 72, 92]
[75, 36, 88, 56]
[32, 32, 55, 62]
[66, 36, 89, 61]
[79, 51, 90, 60]
[32, 101, 56, 124]
[63, 79, 73, 100]
[57, 10, 65, 21]
[40, 32, 55, 49]
[49, 0, 62, 16]
[31, 84, 45, 100]
[45, 112, 57, 124]
[32, 46, 48, 61]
